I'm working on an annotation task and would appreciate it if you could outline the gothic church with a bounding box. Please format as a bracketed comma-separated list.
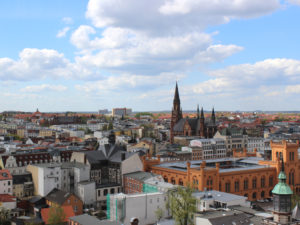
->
[170, 82, 217, 143]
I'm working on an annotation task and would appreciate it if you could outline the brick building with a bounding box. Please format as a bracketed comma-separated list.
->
[142, 140, 300, 202]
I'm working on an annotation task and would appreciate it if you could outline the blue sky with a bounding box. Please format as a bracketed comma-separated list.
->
[1, 0, 300, 112]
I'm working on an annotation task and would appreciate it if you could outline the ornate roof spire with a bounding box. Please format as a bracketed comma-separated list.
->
[200, 107, 204, 119]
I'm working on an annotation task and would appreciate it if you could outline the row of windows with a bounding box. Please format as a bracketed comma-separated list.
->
[224, 177, 274, 193]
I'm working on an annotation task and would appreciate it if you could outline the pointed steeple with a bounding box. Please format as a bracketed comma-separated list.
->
[197, 104, 200, 119]
[174, 81, 180, 104]
[211, 107, 216, 124]
[200, 107, 204, 119]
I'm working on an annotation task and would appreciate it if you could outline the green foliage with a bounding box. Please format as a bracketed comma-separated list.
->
[167, 185, 197, 225]
[102, 124, 108, 131]
[48, 206, 66, 225]
[292, 192, 300, 208]
[0, 208, 10, 225]
[108, 122, 113, 130]
[135, 112, 154, 119]
[155, 207, 164, 222]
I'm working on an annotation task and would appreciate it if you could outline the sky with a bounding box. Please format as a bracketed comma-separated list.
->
[1, 0, 300, 112]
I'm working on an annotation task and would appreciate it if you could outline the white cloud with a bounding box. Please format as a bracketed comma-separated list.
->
[56, 27, 70, 38]
[86, 0, 281, 33]
[76, 72, 186, 93]
[285, 85, 300, 94]
[0, 48, 98, 81]
[20, 84, 67, 93]
[62, 17, 73, 24]
[187, 58, 300, 97]
[287, 0, 300, 5]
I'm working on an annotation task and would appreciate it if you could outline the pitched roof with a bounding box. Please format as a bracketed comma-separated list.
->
[45, 188, 78, 205]
[41, 205, 75, 224]
[124, 171, 158, 181]
[0, 169, 12, 180]
[0, 194, 16, 202]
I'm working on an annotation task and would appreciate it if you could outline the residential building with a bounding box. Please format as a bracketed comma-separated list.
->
[12, 172, 34, 198]
[45, 188, 83, 215]
[247, 137, 265, 152]
[214, 127, 248, 155]
[108, 192, 169, 225]
[0, 169, 13, 195]
[190, 138, 227, 159]
[112, 108, 132, 117]
[78, 181, 96, 208]
[123, 171, 158, 194]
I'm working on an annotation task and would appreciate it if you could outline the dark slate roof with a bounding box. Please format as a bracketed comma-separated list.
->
[12, 173, 32, 185]
[84, 143, 132, 164]
[45, 188, 75, 205]
[124, 171, 158, 181]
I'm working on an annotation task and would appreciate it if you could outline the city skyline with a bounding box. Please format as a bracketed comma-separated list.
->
[1, 0, 300, 112]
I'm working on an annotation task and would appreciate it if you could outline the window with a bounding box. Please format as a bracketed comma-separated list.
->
[110, 188, 115, 194]
[252, 178, 257, 189]
[104, 189, 108, 196]
[98, 190, 101, 197]
[269, 176, 273, 187]
[74, 206, 78, 212]
[8, 181, 10, 185]
[261, 177, 265, 188]
[225, 181, 231, 193]
[234, 180, 239, 192]
[244, 179, 248, 190]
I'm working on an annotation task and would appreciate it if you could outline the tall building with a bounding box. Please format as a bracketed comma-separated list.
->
[170, 82, 217, 143]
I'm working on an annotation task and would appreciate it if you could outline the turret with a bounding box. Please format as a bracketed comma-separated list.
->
[272, 157, 293, 223]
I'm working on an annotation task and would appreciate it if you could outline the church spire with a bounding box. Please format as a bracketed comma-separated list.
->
[211, 107, 215, 124]
[200, 107, 204, 119]
[174, 81, 180, 104]
[197, 104, 200, 119]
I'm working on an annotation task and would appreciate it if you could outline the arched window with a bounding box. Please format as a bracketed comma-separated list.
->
[261, 176, 265, 188]
[234, 180, 240, 192]
[225, 181, 231, 193]
[261, 191, 265, 198]
[171, 177, 176, 185]
[289, 170, 295, 185]
[252, 177, 257, 189]
[164, 176, 168, 183]
[252, 192, 257, 200]
[179, 179, 183, 186]
[244, 178, 249, 191]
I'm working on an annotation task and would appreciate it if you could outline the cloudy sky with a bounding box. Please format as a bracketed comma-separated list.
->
[1, 0, 300, 112]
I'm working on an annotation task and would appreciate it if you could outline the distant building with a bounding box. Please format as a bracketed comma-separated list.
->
[112, 108, 132, 117]
[190, 138, 227, 159]
[98, 109, 109, 115]
[0, 169, 13, 195]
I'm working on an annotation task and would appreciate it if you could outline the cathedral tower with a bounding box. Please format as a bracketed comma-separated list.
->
[170, 82, 182, 143]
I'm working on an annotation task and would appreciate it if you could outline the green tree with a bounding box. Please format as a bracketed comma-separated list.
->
[155, 207, 164, 222]
[0, 208, 10, 225]
[108, 122, 113, 130]
[48, 206, 66, 225]
[167, 185, 197, 225]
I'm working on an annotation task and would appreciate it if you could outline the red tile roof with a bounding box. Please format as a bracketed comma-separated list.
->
[41, 205, 75, 224]
[0, 194, 16, 202]
[0, 169, 12, 180]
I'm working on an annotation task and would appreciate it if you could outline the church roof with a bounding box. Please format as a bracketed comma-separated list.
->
[272, 171, 293, 195]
